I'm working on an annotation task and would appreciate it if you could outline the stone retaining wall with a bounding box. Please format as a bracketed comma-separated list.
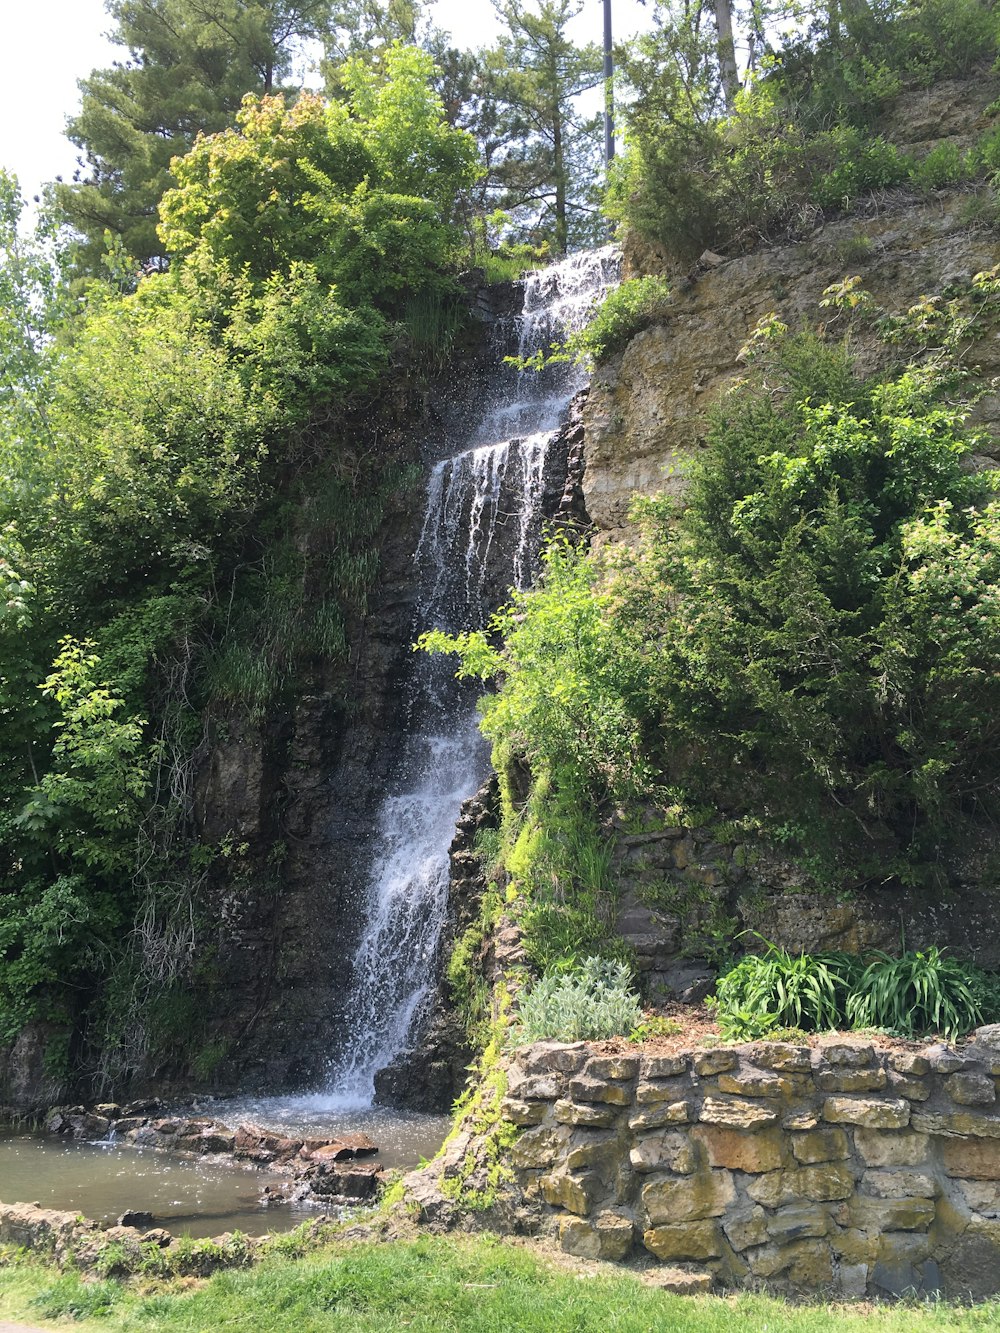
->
[498, 1030, 1000, 1299]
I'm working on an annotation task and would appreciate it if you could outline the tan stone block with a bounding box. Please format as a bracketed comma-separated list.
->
[592, 1210, 636, 1260]
[766, 1204, 831, 1244]
[569, 1077, 632, 1106]
[692, 1049, 738, 1075]
[798, 1163, 856, 1202]
[565, 1131, 624, 1172]
[887, 1071, 930, 1101]
[945, 1072, 996, 1107]
[717, 1072, 790, 1098]
[862, 1169, 937, 1198]
[635, 1080, 686, 1105]
[941, 1137, 1000, 1180]
[511, 1127, 568, 1168]
[749, 1239, 833, 1286]
[823, 1097, 909, 1129]
[744, 1164, 854, 1206]
[912, 1111, 1000, 1138]
[502, 1098, 546, 1127]
[642, 1169, 736, 1225]
[890, 1051, 931, 1076]
[755, 1043, 812, 1072]
[723, 1205, 769, 1252]
[554, 1099, 617, 1128]
[849, 1196, 936, 1232]
[629, 1130, 698, 1175]
[791, 1128, 850, 1164]
[815, 1068, 887, 1093]
[691, 1124, 786, 1172]
[540, 1170, 599, 1216]
[700, 1097, 778, 1130]
[559, 1216, 601, 1258]
[831, 1227, 879, 1264]
[956, 1180, 1000, 1216]
[586, 1056, 639, 1081]
[641, 1054, 688, 1078]
[855, 1129, 929, 1167]
[745, 1171, 786, 1208]
[628, 1102, 691, 1131]
[783, 1111, 819, 1131]
[644, 1265, 713, 1294]
[818, 1042, 875, 1067]
[644, 1220, 722, 1261]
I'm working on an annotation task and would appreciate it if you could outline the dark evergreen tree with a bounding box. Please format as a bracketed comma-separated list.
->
[482, 0, 603, 252]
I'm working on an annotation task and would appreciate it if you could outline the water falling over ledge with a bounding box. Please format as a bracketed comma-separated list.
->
[320, 247, 621, 1110]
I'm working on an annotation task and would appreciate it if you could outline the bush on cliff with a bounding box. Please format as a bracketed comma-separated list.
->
[608, 0, 1000, 260]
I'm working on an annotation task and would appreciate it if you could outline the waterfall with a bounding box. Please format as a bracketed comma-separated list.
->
[322, 247, 621, 1110]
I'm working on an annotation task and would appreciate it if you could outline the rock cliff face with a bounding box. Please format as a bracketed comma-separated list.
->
[577, 153, 1000, 975]
[584, 193, 1000, 542]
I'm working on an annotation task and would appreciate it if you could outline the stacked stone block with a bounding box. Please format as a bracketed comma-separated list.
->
[500, 1031, 1000, 1298]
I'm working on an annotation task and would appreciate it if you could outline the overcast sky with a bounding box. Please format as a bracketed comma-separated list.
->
[0, 0, 655, 204]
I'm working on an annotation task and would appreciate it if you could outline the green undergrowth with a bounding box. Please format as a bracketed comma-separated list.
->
[436, 1001, 519, 1213]
[4, 1235, 1000, 1332]
[424, 270, 1000, 904]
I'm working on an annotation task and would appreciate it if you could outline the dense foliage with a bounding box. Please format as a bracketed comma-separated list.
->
[609, 0, 1000, 259]
[0, 49, 478, 1076]
[424, 272, 1000, 927]
[513, 956, 643, 1043]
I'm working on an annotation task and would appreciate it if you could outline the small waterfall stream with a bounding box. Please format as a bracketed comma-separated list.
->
[323, 247, 621, 1110]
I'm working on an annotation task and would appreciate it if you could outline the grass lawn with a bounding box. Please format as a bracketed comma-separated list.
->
[3, 1235, 1000, 1332]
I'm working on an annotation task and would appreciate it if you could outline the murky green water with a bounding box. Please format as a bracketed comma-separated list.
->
[0, 1105, 449, 1238]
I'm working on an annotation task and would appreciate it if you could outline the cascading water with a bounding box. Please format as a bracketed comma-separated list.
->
[322, 246, 621, 1110]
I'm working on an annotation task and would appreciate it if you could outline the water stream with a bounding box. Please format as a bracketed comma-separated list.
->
[321, 247, 621, 1110]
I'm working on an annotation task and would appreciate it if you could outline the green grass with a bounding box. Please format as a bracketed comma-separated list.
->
[3, 1235, 1000, 1332]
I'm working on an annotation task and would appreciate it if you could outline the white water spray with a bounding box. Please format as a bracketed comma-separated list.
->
[321, 247, 620, 1110]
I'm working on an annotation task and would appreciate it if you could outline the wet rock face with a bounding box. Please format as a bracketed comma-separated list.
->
[0, 1021, 70, 1113]
[403, 1031, 1000, 1299]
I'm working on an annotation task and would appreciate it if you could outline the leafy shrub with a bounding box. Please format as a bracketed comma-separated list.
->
[846, 947, 984, 1039]
[568, 277, 672, 364]
[710, 942, 861, 1040]
[513, 957, 644, 1044]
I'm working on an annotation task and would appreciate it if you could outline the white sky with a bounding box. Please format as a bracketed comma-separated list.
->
[0, 0, 655, 203]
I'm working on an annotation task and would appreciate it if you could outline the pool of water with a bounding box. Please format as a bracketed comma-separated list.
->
[0, 1104, 449, 1238]
[176, 1095, 451, 1172]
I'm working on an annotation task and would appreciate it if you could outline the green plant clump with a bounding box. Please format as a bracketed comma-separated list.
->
[709, 942, 862, 1040]
[712, 942, 999, 1041]
[513, 956, 644, 1043]
[847, 946, 986, 1039]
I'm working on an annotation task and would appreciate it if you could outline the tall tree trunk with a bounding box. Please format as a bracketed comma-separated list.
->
[713, 0, 739, 112]
[553, 101, 567, 253]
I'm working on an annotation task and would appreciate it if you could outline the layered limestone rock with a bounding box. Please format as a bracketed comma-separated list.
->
[402, 1028, 1000, 1298]
[583, 194, 1000, 543]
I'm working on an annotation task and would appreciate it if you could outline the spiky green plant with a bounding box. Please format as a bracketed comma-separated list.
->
[710, 941, 862, 1040]
[846, 947, 983, 1039]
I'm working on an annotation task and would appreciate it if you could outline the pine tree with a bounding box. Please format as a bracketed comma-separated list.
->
[484, 0, 603, 252]
[51, 0, 332, 272]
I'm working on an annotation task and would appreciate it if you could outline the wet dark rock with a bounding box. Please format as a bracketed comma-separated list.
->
[117, 1210, 154, 1228]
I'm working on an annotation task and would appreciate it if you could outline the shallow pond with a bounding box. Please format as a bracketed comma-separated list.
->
[0, 1102, 450, 1238]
